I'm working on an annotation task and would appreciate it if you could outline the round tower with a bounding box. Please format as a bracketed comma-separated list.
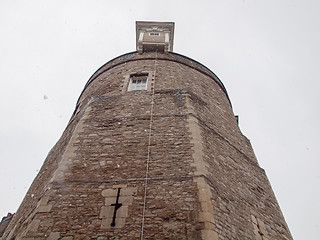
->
[3, 22, 292, 240]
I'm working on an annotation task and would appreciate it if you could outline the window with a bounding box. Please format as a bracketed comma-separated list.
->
[122, 72, 154, 93]
[149, 32, 160, 36]
[128, 74, 148, 91]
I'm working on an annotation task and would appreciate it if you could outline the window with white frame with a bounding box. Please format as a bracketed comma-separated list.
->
[128, 74, 148, 91]
[149, 32, 160, 36]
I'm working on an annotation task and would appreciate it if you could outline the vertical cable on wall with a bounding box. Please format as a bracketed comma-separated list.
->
[140, 51, 157, 240]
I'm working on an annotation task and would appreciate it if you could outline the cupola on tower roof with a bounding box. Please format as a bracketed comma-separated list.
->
[136, 21, 174, 53]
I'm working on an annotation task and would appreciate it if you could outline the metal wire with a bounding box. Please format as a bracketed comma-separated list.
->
[140, 51, 157, 240]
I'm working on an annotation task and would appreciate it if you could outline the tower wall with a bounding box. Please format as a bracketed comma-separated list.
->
[3, 52, 292, 240]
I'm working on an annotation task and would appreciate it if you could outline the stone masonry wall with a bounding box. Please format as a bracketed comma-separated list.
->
[4, 52, 292, 239]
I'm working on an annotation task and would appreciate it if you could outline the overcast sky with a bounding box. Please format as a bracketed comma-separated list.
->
[1, 1, 319, 239]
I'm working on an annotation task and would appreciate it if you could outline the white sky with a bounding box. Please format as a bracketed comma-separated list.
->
[0, 1, 319, 239]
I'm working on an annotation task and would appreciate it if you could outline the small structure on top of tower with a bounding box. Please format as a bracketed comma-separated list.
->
[136, 21, 174, 53]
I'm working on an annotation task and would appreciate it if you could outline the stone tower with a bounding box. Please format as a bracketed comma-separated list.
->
[3, 22, 292, 240]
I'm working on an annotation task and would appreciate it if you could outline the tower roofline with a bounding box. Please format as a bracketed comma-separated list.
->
[77, 51, 231, 108]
